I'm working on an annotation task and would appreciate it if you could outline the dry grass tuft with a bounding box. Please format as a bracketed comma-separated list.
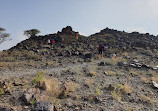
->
[85, 79, 94, 88]
[89, 71, 96, 77]
[140, 95, 155, 104]
[151, 76, 158, 83]
[94, 54, 102, 60]
[0, 88, 4, 95]
[120, 83, 132, 94]
[105, 70, 116, 76]
[111, 90, 122, 101]
[59, 81, 79, 98]
[63, 81, 78, 92]
[95, 87, 103, 95]
[104, 58, 118, 66]
[141, 76, 150, 83]
[129, 69, 139, 75]
[115, 83, 132, 94]
[146, 70, 157, 76]
[123, 107, 134, 111]
[44, 78, 60, 97]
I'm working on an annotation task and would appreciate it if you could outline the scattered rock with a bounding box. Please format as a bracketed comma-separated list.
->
[21, 93, 34, 105]
[117, 61, 128, 67]
[99, 62, 106, 66]
[0, 108, 15, 111]
[84, 53, 92, 59]
[152, 81, 158, 89]
[32, 101, 54, 111]
[106, 84, 115, 91]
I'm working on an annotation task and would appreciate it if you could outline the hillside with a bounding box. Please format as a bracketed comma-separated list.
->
[0, 26, 158, 111]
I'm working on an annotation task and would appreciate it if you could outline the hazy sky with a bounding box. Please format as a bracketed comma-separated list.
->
[0, 0, 158, 50]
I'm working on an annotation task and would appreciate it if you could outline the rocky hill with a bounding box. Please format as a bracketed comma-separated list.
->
[0, 26, 158, 111]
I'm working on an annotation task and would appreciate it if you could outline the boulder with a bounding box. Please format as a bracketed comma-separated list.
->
[32, 101, 54, 111]
[61, 26, 74, 35]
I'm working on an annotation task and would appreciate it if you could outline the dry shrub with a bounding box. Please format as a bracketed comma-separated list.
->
[129, 69, 139, 75]
[147, 70, 157, 76]
[104, 58, 117, 66]
[32, 71, 60, 97]
[115, 83, 132, 94]
[105, 70, 116, 76]
[60, 81, 79, 98]
[44, 78, 60, 97]
[85, 79, 94, 88]
[111, 56, 121, 62]
[111, 90, 122, 101]
[141, 76, 150, 83]
[32, 71, 44, 84]
[64, 81, 78, 92]
[89, 71, 96, 77]
[123, 107, 134, 111]
[0, 82, 4, 95]
[94, 54, 102, 60]
[25, 52, 40, 60]
[0, 62, 9, 67]
[95, 87, 103, 95]
[120, 83, 132, 94]
[140, 95, 155, 104]
[87, 94, 96, 101]
[151, 76, 158, 83]
[0, 88, 4, 95]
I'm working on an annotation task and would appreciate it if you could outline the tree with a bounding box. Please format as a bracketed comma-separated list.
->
[24, 29, 40, 38]
[0, 27, 10, 44]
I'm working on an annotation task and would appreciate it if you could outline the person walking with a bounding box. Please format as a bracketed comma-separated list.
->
[50, 38, 55, 49]
[98, 44, 104, 58]
[75, 32, 79, 40]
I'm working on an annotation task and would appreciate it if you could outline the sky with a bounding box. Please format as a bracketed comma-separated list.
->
[0, 0, 158, 51]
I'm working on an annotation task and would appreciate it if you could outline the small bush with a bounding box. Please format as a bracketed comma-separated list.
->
[111, 90, 121, 101]
[121, 83, 132, 94]
[29, 96, 36, 104]
[32, 71, 44, 84]
[115, 83, 132, 94]
[95, 88, 102, 95]
[0, 88, 4, 95]
[44, 78, 60, 97]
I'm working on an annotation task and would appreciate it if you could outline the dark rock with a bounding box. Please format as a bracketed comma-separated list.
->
[106, 84, 115, 91]
[21, 93, 33, 105]
[99, 62, 105, 66]
[32, 101, 54, 111]
[84, 53, 92, 59]
[61, 26, 73, 35]
[117, 61, 128, 67]
[0, 108, 15, 111]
